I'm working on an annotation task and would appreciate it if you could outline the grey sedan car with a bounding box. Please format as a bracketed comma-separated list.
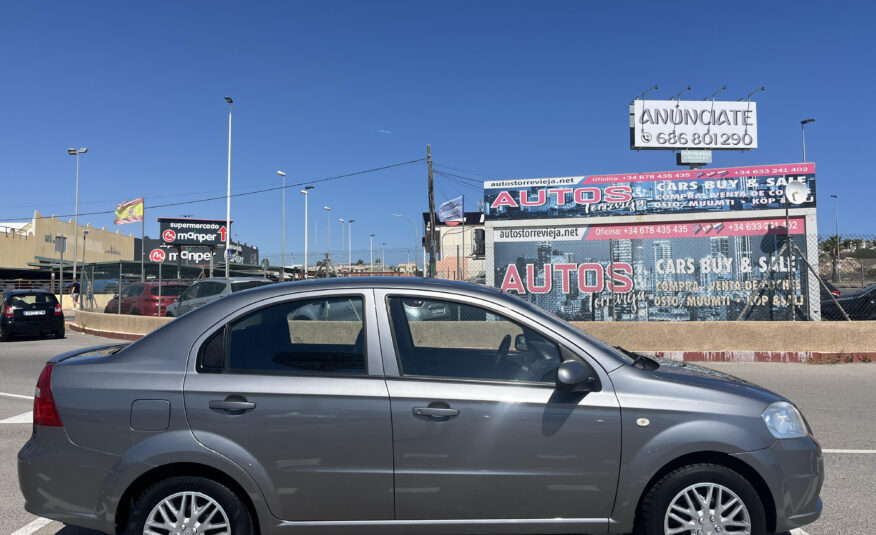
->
[18, 277, 822, 535]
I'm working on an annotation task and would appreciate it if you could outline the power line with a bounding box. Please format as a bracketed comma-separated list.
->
[433, 163, 508, 181]
[0, 158, 425, 223]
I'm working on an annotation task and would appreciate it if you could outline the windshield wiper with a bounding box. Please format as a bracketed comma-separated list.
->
[615, 346, 660, 371]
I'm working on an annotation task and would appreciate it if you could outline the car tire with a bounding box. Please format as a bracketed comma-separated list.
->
[54, 328, 65, 339]
[123, 476, 253, 535]
[0, 326, 8, 342]
[165, 311, 174, 318]
[131, 309, 141, 316]
[635, 463, 766, 535]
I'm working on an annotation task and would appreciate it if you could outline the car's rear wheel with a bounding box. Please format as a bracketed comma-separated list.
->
[131, 308, 141, 316]
[54, 327, 65, 339]
[124, 476, 252, 535]
[635, 463, 765, 535]
[0, 326, 8, 342]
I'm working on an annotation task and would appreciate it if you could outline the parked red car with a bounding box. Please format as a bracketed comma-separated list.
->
[103, 282, 189, 316]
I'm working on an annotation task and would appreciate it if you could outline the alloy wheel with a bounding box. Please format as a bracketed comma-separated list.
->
[663, 482, 751, 535]
[144, 491, 231, 535]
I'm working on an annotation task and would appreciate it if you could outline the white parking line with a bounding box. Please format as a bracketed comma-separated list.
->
[0, 392, 33, 400]
[790, 529, 809, 535]
[9, 517, 53, 535]
[823, 448, 876, 454]
[0, 411, 32, 424]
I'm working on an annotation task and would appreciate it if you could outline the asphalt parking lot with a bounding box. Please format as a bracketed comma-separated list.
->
[1, 331, 874, 535]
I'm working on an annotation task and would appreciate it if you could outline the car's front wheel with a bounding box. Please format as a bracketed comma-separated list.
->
[635, 463, 765, 535]
[124, 476, 253, 535]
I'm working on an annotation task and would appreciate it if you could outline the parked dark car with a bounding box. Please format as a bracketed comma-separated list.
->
[819, 278, 841, 301]
[821, 283, 876, 320]
[1, 290, 64, 341]
[18, 278, 822, 535]
[104, 282, 190, 317]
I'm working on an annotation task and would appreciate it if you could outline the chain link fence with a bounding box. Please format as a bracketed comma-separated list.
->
[817, 234, 876, 320]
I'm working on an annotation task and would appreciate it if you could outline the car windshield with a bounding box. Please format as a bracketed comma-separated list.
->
[231, 280, 272, 292]
[151, 286, 187, 296]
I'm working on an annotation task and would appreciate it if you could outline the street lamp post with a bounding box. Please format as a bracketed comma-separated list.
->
[324, 207, 331, 261]
[801, 118, 815, 162]
[830, 194, 840, 282]
[224, 97, 233, 292]
[347, 220, 355, 270]
[392, 214, 419, 275]
[338, 218, 345, 270]
[67, 147, 87, 280]
[300, 186, 313, 279]
[370, 234, 375, 273]
[277, 171, 286, 282]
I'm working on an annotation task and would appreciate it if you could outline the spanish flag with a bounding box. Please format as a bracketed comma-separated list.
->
[114, 198, 144, 225]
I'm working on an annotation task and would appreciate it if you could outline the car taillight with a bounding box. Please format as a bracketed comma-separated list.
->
[3, 305, 13, 318]
[832, 290, 841, 297]
[54, 303, 62, 316]
[34, 364, 63, 427]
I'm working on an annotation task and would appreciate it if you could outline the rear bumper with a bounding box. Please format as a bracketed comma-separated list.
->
[732, 436, 823, 532]
[3, 317, 63, 335]
[18, 426, 118, 534]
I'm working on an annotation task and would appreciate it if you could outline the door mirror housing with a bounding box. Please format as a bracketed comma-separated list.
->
[514, 334, 528, 352]
[556, 360, 601, 392]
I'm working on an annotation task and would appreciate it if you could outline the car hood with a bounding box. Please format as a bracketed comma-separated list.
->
[647, 357, 786, 406]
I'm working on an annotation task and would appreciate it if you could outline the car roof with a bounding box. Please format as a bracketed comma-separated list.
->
[240, 276, 502, 298]
[3, 289, 54, 295]
[194, 277, 270, 283]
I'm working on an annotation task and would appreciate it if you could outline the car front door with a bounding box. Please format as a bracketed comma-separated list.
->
[183, 289, 394, 521]
[376, 290, 621, 528]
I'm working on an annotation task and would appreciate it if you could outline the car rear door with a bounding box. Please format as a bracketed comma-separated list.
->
[375, 289, 621, 527]
[183, 288, 394, 521]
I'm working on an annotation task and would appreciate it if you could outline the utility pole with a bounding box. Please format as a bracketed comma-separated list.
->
[427, 144, 436, 278]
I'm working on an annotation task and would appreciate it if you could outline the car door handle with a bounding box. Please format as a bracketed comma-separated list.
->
[413, 407, 459, 418]
[209, 400, 256, 411]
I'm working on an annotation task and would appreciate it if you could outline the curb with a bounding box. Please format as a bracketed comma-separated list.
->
[643, 350, 876, 364]
[68, 323, 144, 342]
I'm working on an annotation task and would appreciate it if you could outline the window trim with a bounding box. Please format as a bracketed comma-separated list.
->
[384, 293, 571, 386]
[195, 293, 371, 377]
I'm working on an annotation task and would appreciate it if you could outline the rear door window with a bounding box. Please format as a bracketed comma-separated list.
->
[224, 296, 366, 375]
[152, 285, 187, 296]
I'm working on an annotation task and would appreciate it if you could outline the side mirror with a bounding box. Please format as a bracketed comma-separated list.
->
[514, 334, 528, 352]
[556, 360, 601, 392]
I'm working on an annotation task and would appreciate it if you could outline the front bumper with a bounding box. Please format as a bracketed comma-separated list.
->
[732, 435, 823, 532]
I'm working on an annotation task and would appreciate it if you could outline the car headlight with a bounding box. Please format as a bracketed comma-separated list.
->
[762, 401, 808, 439]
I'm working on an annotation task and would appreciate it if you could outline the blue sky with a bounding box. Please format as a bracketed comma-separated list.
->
[2, 1, 874, 258]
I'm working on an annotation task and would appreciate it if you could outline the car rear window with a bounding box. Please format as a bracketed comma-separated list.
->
[5, 294, 58, 307]
[151, 286, 187, 296]
[231, 281, 272, 292]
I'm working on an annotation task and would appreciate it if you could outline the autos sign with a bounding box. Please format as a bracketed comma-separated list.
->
[630, 100, 758, 150]
[483, 163, 815, 221]
[158, 218, 230, 246]
[494, 217, 808, 322]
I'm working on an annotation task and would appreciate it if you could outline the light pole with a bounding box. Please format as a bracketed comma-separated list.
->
[347, 219, 355, 269]
[801, 118, 815, 162]
[830, 194, 840, 282]
[392, 213, 418, 274]
[224, 97, 233, 291]
[324, 206, 331, 261]
[338, 218, 345, 269]
[382, 242, 386, 270]
[67, 147, 87, 280]
[277, 171, 286, 282]
[370, 234, 375, 273]
[300, 186, 313, 279]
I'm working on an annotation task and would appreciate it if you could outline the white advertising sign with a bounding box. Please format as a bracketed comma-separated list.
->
[631, 100, 758, 150]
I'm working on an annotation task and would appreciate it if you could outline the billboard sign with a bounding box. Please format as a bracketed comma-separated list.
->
[631, 100, 757, 150]
[158, 218, 230, 246]
[484, 163, 815, 221]
[494, 217, 807, 321]
[141, 237, 259, 265]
